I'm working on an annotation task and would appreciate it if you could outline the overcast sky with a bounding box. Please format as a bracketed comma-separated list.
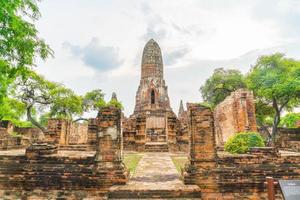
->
[35, 0, 300, 116]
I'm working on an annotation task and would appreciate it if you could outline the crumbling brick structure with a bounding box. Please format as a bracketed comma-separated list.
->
[276, 127, 300, 152]
[183, 103, 218, 192]
[0, 120, 33, 149]
[183, 103, 300, 199]
[214, 89, 257, 146]
[46, 119, 95, 149]
[0, 106, 128, 199]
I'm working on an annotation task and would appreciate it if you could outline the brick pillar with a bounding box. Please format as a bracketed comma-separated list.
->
[95, 106, 128, 185]
[183, 103, 218, 192]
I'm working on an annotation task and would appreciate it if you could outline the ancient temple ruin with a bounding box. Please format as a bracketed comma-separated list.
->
[123, 39, 186, 152]
[0, 39, 299, 199]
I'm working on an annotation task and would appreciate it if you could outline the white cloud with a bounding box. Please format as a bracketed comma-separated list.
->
[35, 0, 300, 116]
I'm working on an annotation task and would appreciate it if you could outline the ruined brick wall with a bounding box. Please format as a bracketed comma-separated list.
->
[276, 127, 300, 152]
[68, 122, 88, 145]
[87, 118, 97, 146]
[122, 117, 137, 151]
[183, 103, 300, 199]
[0, 154, 110, 198]
[46, 119, 70, 144]
[0, 121, 32, 149]
[166, 112, 178, 152]
[46, 119, 89, 146]
[14, 127, 43, 143]
[0, 106, 128, 199]
[183, 103, 217, 192]
[176, 108, 189, 153]
[214, 89, 257, 146]
[134, 115, 147, 151]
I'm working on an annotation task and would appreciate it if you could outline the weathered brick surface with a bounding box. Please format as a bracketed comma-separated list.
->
[183, 104, 300, 199]
[214, 89, 257, 146]
[276, 127, 300, 152]
[0, 121, 32, 150]
[0, 106, 128, 199]
[183, 104, 218, 192]
[46, 119, 91, 147]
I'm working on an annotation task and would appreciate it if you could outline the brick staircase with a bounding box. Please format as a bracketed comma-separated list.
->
[145, 142, 169, 152]
[108, 185, 201, 199]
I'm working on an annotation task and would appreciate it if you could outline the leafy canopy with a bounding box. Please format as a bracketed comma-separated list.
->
[83, 89, 106, 112]
[280, 113, 300, 128]
[200, 68, 246, 107]
[246, 53, 300, 142]
[0, 0, 52, 103]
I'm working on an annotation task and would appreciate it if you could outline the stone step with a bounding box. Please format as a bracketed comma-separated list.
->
[108, 185, 201, 199]
[59, 145, 89, 151]
[145, 142, 169, 152]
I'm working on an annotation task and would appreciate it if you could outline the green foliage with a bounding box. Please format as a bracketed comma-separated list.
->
[0, 0, 52, 103]
[50, 87, 83, 120]
[0, 97, 26, 121]
[198, 102, 213, 109]
[280, 113, 300, 128]
[83, 89, 106, 112]
[107, 99, 124, 110]
[246, 53, 300, 107]
[39, 112, 50, 127]
[200, 68, 246, 107]
[83, 90, 123, 111]
[246, 53, 300, 142]
[224, 132, 265, 154]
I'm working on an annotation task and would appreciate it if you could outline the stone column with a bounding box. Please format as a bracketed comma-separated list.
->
[183, 103, 218, 192]
[95, 106, 128, 185]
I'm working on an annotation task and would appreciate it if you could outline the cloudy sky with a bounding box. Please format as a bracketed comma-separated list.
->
[35, 0, 300, 116]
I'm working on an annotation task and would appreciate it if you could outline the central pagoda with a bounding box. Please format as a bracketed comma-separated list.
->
[134, 39, 171, 114]
[123, 39, 179, 152]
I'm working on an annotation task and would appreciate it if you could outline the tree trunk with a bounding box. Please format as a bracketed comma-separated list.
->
[26, 105, 47, 133]
[271, 114, 280, 146]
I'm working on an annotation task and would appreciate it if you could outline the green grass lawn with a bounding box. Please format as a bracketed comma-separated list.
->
[171, 156, 188, 173]
[123, 153, 143, 176]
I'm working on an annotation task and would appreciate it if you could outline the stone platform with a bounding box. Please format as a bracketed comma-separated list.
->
[145, 142, 169, 152]
[108, 153, 201, 199]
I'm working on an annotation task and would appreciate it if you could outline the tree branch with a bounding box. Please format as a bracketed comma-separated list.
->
[73, 117, 88, 123]
[26, 104, 47, 133]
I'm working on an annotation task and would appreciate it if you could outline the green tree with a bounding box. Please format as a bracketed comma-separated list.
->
[0, 0, 52, 104]
[13, 71, 57, 132]
[279, 113, 300, 128]
[13, 71, 87, 131]
[49, 87, 83, 120]
[200, 68, 246, 107]
[246, 53, 300, 144]
[82, 89, 106, 112]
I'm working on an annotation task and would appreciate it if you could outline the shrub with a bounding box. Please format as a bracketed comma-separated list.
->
[224, 132, 265, 154]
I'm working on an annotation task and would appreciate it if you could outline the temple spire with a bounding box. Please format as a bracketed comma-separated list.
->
[178, 100, 184, 117]
[141, 39, 163, 79]
[111, 92, 118, 101]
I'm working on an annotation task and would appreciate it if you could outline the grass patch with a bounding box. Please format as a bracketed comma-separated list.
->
[171, 156, 188, 173]
[123, 153, 143, 176]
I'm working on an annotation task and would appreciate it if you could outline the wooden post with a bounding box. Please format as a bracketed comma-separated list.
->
[265, 177, 278, 200]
